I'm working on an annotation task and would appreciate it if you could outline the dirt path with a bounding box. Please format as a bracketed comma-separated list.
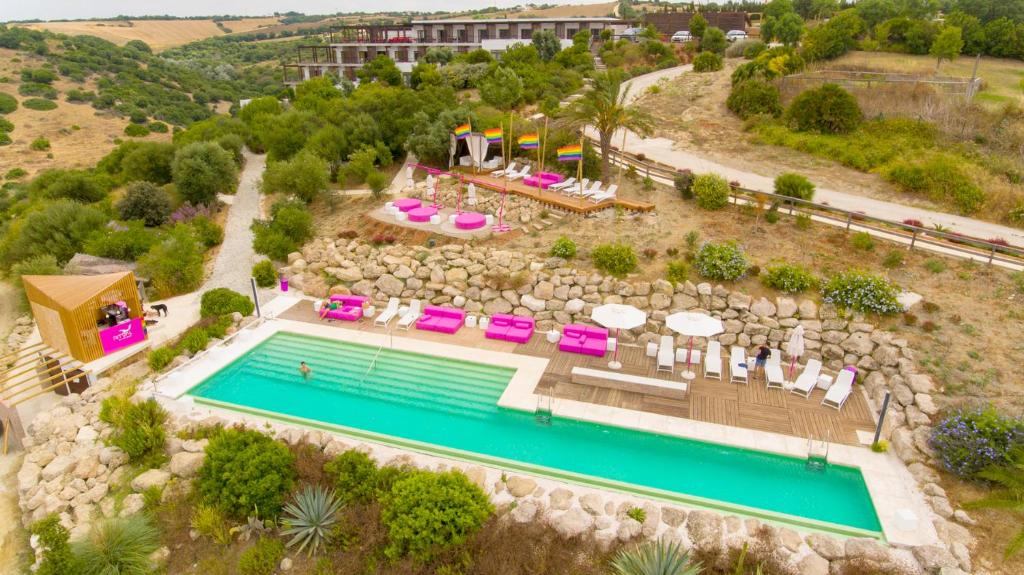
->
[604, 66, 1024, 249]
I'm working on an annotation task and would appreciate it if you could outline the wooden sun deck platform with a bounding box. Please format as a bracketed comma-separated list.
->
[277, 300, 875, 445]
[458, 172, 656, 214]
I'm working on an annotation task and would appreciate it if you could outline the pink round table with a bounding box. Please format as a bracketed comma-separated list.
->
[394, 198, 422, 212]
[407, 206, 438, 222]
[455, 212, 486, 230]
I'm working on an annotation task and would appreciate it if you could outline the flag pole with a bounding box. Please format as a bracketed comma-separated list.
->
[537, 116, 548, 196]
[577, 136, 584, 210]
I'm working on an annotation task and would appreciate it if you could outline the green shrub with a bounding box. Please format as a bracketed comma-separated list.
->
[366, 170, 389, 199]
[200, 287, 254, 318]
[124, 123, 150, 137]
[381, 470, 493, 562]
[794, 213, 812, 230]
[726, 80, 781, 119]
[237, 537, 284, 575]
[692, 174, 731, 210]
[666, 260, 690, 286]
[191, 215, 224, 248]
[930, 405, 1024, 478]
[882, 250, 905, 269]
[138, 224, 204, 298]
[147, 121, 169, 133]
[743, 40, 767, 58]
[30, 515, 79, 575]
[773, 173, 815, 201]
[99, 397, 167, 465]
[550, 236, 577, 258]
[73, 515, 160, 575]
[785, 83, 861, 134]
[692, 52, 723, 72]
[0, 132, 11, 146]
[172, 142, 238, 205]
[0, 92, 17, 114]
[196, 428, 297, 519]
[324, 450, 379, 504]
[674, 171, 694, 198]
[261, 149, 329, 203]
[23, 98, 58, 111]
[625, 507, 647, 523]
[761, 263, 816, 293]
[252, 201, 313, 261]
[694, 241, 749, 281]
[84, 220, 159, 261]
[30, 137, 51, 150]
[252, 260, 278, 287]
[884, 157, 985, 214]
[591, 243, 638, 277]
[117, 181, 172, 226]
[180, 328, 210, 354]
[190, 504, 231, 545]
[148, 346, 177, 371]
[821, 270, 903, 315]
[10, 254, 62, 310]
[121, 141, 176, 184]
[5, 167, 27, 180]
[924, 258, 947, 274]
[851, 231, 875, 251]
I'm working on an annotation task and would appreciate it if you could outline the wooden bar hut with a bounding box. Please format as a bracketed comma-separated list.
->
[21, 272, 146, 363]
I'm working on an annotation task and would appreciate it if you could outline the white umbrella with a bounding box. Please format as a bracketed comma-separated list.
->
[787, 324, 805, 378]
[591, 304, 647, 370]
[665, 312, 724, 379]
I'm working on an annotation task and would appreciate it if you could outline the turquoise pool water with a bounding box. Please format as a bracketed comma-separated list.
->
[188, 331, 882, 534]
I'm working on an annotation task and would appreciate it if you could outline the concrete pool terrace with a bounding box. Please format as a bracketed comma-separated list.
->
[148, 301, 938, 548]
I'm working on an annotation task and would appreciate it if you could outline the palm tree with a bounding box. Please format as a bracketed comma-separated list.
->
[965, 448, 1024, 558]
[565, 71, 654, 184]
[610, 539, 703, 575]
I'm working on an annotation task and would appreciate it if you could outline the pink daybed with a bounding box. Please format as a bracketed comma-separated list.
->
[559, 324, 608, 357]
[320, 295, 369, 321]
[415, 305, 465, 334]
[485, 314, 535, 343]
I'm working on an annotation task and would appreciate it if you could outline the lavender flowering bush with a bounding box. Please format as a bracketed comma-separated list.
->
[929, 405, 1024, 478]
[169, 201, 213, 224]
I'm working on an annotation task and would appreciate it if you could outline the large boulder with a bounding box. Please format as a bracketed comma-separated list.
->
[41, 455, 76, 482]
[169, 452, 205, 479]
[131, 469, 171, 492]
[505, 476, 537, 498]
[549, 488, 574, 510]
[552, 508, 594, 538]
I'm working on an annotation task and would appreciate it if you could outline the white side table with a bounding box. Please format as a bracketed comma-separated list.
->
[465, 315, 478, 328]
[817, 374, 834, 390]
[546, 330, 561, 344]
[363, 306, 375, 318]
[478, 317, 490, 330]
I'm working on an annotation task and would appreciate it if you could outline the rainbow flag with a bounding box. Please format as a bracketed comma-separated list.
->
[484, 127, 503, 145]
[518, 133, 539, 150]
[557, 144, 583, 162]
[454, 123, 471, 140]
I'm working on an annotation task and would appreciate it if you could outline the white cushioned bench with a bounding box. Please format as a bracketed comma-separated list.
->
[570, 367, 688, 399]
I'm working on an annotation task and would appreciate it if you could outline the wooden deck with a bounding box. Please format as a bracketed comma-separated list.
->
[277, 300, 875, 445]
[459, 172, 656, 214]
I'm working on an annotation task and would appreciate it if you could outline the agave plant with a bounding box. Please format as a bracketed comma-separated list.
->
[965, 448, 1024, 558]
[230, 511, 275, 543]
[611, 539, 703, 575]
[280, 485, 343, 555]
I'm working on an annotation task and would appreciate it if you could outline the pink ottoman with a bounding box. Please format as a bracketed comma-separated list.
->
[394, 198, 422, 212]
[407, 206, 438, 223]
[455, 212, 486, 230]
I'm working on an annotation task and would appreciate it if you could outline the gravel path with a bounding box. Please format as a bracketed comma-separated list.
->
[205, 149, 265, 294]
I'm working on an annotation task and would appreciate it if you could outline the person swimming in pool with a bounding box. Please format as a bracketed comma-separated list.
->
[299, 361, 311, 379]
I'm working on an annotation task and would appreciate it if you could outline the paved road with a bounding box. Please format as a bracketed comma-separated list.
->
[592, 65, 1024, 249]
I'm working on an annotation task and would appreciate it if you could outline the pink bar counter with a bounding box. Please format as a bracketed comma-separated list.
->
[98, 317, 146, 354]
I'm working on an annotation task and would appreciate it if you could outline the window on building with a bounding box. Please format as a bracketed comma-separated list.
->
[566, 28, 577, 39]
[520, 28, 532, 40]
[478, 30, 488, 41]
[499, 28, 510, 39]
[457, 30, 467, 42]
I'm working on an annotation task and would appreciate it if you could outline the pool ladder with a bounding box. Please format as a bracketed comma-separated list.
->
[806, 430, 830, 472]
[363, 323, 395, 379]
[535, 395, 553, 425]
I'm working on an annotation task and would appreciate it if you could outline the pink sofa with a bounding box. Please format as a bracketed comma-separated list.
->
[320, 295, 368, 321]
[559, 324, 608, 357]
[485, 314, 535, 343]
[416, 305, 465, 334]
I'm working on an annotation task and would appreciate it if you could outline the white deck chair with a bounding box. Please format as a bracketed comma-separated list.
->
[703, 341, 722, 380]
[790, 358, 822, 398]
[657, 335, 675, 373]
[565, 178, 590, 196]
[491, 161, 516, 177]
[589, 183, 618, 203]
[729, 346, 748, 384]
[765, 348, 785, 389]
[579, 180, 602, 197]
[374, 297, 400, 328]
[396, 299, 421, 330]
[507, 165, 531, 181]
[822, 369, 855, 410]
[549, 177, 576, 191]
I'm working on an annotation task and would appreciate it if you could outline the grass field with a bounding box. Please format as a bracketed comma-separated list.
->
[19, 17, 281, 51]
[829, 51, 1024, 107]
[510, 2, 618, 18]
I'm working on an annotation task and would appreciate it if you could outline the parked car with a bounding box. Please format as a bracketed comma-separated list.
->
[725, 30, 748, 42]
[620, 27, 646, 42]
[670, 30, 692, 43]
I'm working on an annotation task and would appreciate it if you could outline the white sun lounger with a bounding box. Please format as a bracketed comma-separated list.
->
[822, 369, 855, 410]
[657, 335, 675, 373]
[589, 184, 618, 203]
[549, 177, 576, 191]
[729, 346, 748, 384]
[507, 165, 531, 181]
[704, 341, 722, 380]
[790, 358, 822, 398]
[396, 299, 422, 330]
[765, 348, 785, 389]
[491, 162, 516, 177]
[578, 180, 602, 197]
[564, 178, 590, 196]
[374, 297, 400, 328]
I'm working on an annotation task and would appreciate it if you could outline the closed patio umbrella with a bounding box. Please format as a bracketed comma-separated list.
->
[787, 324, 805, 378]
[591, 304, 647, 370]
[665, 312, 724, 380]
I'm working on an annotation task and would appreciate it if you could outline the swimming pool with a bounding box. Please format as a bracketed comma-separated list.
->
[187, 331, 882, 535]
